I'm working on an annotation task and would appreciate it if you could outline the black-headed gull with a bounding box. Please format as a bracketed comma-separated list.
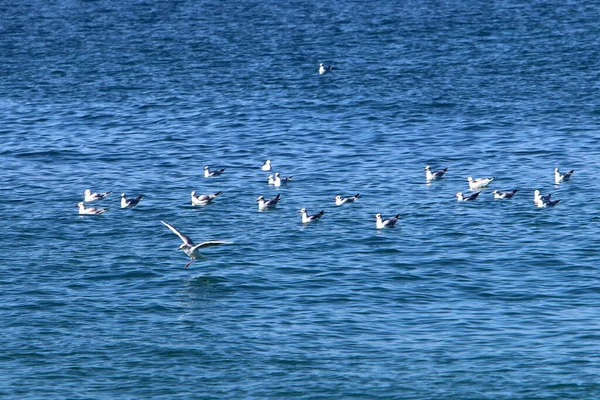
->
[261, 160, 272, 171]
[83, 189, 112, 202]
[424, 166, 448, 181]
[554, 167, 574, 184]
[77, 202, 108, 215]
[319, 63, 334, 75]
[299, 208, 325, 223]
[273, 172, 293, 187]
[160, 220, 232, 268]
[334, 194, 360, 206]
[492, 189, 518, 199]
[191, 191, 222, 206]
[455, 192, 480, 201]
[467, 176, 494, 190]
[375, 213, 399, 229]
[121, 193, 143, 208]
[257, 194, 280, 210]
[204, 166, 225, 177]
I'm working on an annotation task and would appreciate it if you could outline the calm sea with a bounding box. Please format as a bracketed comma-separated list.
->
[2, 0, 600, 398]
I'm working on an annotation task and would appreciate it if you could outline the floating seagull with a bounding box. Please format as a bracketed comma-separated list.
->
[121, 193, 143, 208]
[334, 194, 360, 206]
[273, 172, 293, 187]
[425, 166, 448, 181]
[191, 191, 222, 206]
[266, 175, 276, 185]
[261, 160, 272, 171]
[492, 189, 518, 199]
[83, 189, 112, 202]
[554, 167, 574, 184]
[455, 192, 480, 201]
[533, 190, 559, 207]
[204, 166, 225, 178]
[257, 194, 280, 210]
[77, 202, 108, 215]
[299, 208, 325, 223]
[375, 213, 399, 229]
[160, 220, 232, 268]
[319, 63, 334, 75]
[467, 176, 495, 190]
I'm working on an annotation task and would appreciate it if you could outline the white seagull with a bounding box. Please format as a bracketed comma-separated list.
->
[273, 172, 293, 187]
[319, 63, 334, 75]
[204, 166, 225, 177]
[375, 213, 399, 229]
[299, 208, 325, 223]
[334, 194, 360, 206]
[83, 189, 112, 202]
[77, 202, 108, 215]
[257, 194, 280, 210]
[121, 193, 143, 208]
[467, 176, 495, 190]
[261, 160, 272, 171]
[492, 189, 518, 199]
[425, 166, 448, 181]
[191, 191, 222, 206]
[160, 220, 232, 268]
[554, 167, 574, 184]
[455, 192, 481, 201]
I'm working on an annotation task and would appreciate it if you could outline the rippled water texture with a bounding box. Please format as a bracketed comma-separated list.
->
[1, 0, 600, 398]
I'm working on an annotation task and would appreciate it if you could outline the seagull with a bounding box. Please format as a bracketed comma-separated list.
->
[273, 172, 293, 187]
[299, 208, 325, 223]
[533, 190, 559, 207]
[160, 220, 232, 268]
[77, 202, 108, 215]
[121, 193, 143, 208]
[334, 194, 360, 206]
[554, 167, 574, 184]
[425, 166, 448, 181]
[467, 176, 495, 190]
[266, 175, 276, 185]
[455, 192, 480, 201]
[83, 189, 112, 202]
[191, 191, 222, 206]
[375, 213, 399, 229]
[319, 63, 334, 75]
[257, 194, 280, 210]
[492, 189, 518, 199]
[204, 166, 225, 177]
[261, 160, 272, 171]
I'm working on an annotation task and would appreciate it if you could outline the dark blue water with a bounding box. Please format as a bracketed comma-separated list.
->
[2, 0, 600, 398]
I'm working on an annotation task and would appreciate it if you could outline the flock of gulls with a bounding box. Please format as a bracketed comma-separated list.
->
[77, 153, 575, 268]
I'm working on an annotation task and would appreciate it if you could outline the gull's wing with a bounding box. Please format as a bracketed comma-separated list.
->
[193, 241, 233, 251]
[161, 220, 194, 246]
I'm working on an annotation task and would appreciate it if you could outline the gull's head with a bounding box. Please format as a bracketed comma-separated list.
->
[204, 166, 209, 170]
[319, 63, 323, 67]
[191, 191, 196, 196]
[264, 159, 271, 165]
[534, 190, 541, 196]
[83, 189, 91, 195]
[455, 192, 463, 198]
[334, 195, 342, 201]
[299, 208, 307, 214]
[275, 172, 280, 177]
[375, 213, 382, 219]
[424, 165, 431, 171]
[554, 167, 559, 172]
[178, 243, 188, 251]
[467, 177, 474, 182]
[121, 193, 126, 197]
[257, 196, 264, 202]
[492, 190, 499, 195]
[76, 202, 84, 208]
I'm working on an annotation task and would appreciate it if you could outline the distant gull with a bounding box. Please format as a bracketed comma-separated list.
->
[455, 192, 481, 201]
[533, 190, 559, 207]
[334, 194, 360, 206]
[83, 189, 112, 202]
[492, 189, 518, 199]
[121, 193, 143, 208]
[299, 208, 325, 223]
[191, 191, 222, 206]
[204, 166, 225, 178]
[261, 160, 272, 171]
[77, 202, 108, 215]
[319, 63, 334, 75]
[375, 213, 399, 229]
[467, 176, 495, 190]
[273, 172, 293, 187]
[160, 220, 232, 268]
[257, 194, 280, 210]
[425, 166, 448, 181]
[554, 167, 574, 184]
